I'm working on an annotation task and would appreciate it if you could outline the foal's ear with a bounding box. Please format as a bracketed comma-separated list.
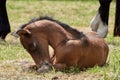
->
[16, 29, 31, 37]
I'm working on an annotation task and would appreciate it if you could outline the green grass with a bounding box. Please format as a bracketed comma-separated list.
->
[0, 0, 120, 80]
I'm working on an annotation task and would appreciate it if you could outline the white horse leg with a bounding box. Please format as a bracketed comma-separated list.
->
[90, 12, 108, 38]
[90, 0, 112, 38]
[90, 12, 100, 31]
[97, 18, 108, 38]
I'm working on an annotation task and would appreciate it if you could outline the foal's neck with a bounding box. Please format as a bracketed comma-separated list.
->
[35, 20, 71, 49]
[45, 26, 70, 49]
[48, 30, 69, 49]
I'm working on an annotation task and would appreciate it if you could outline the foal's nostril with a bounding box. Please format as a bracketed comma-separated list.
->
[37, 60, 52, 73]
[37, 65, 50, 73]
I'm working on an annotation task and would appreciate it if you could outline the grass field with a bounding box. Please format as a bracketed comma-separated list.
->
[0, 0, 120, 80]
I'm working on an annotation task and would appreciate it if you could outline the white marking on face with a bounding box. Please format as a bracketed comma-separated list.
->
[33, 42, 37, 48]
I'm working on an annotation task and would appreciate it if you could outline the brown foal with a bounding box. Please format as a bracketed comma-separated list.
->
[15, 16, 109, 72]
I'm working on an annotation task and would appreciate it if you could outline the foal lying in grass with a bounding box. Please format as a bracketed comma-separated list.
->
[14, 16, 109, 72]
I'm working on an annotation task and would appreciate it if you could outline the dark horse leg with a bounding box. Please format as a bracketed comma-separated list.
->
[114, 0, 120, 36]
[0, 0, 10, 40]
[90, 0, 112, 38]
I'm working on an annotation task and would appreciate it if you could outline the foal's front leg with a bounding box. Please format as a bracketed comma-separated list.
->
[28, 64, 38, 70]
[21, 62, 38, 71]
[53, 63, 67, 70]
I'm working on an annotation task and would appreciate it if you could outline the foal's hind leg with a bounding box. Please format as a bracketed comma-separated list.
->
[52, 57, 67, 70]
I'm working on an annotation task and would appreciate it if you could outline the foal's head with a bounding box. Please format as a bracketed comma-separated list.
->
[17, 21, 53, 72]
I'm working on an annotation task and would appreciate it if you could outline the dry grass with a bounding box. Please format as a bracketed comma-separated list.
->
[0, 0, 120, 80]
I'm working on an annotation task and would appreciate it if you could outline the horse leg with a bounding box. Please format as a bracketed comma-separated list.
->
[114, 0, 120, 36]
[90, 0, 112, 38]
[0, 0, 11, 40]
[90, 12, 100, 32]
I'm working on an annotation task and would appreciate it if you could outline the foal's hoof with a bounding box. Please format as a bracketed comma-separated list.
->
[37, 65, 51, 73]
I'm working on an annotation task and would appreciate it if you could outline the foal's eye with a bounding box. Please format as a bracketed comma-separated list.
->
[28, 42, 37, 52]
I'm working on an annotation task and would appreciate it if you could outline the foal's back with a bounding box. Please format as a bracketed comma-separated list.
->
[54, 31, 109, 69]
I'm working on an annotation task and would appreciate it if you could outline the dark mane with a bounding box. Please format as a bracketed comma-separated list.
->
[20, 16, 85, 39]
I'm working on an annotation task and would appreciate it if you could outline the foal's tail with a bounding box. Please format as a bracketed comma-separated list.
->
[114, 0, 120, 36]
